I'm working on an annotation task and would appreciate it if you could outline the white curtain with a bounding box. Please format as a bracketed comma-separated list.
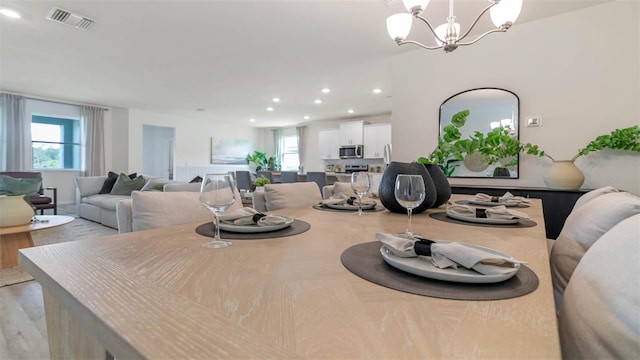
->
[296, 126, 306, 173]
[272, 128, 282, 167]
[0, 93, 30, 171]
[81, 106, 105, 176]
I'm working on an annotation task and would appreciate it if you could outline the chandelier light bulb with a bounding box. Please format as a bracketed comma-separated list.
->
[386, 13, 413, 41]
[490, 0, 523, 28]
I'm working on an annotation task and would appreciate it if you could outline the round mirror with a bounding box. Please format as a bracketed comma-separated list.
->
[439, 88, 520, 178]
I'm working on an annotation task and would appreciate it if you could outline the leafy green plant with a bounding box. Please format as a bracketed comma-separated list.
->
[571, 125, 640, 161]
[253, 174, 271, 187]
[246, 151, 268, 171]
[416, 109, 469, 176]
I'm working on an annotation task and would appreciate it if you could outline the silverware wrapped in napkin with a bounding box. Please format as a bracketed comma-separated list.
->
[446, 204, 529, 220]
[321, 192, 376, 206]
[376, 233, 527, 276]
[219, 207, 290, 226]
[474, 191, 530, 206]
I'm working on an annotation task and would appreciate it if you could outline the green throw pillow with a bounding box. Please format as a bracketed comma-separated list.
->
[140, 179, 171, 192]
[0, 175, 42, 196]
[110, 173, 145, 195]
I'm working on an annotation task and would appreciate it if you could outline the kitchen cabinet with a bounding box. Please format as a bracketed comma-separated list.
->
[339, 121, 364, 146]
[363, 123, 391, 159]
[318, 129, 340, 159]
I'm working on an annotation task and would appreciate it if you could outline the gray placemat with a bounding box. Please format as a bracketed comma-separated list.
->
[454, 199, 530, 208]
[195, 219, 311, 239]
[340, 241, 538, 301]
[429, 211, 537, 228]
[312, 204, 386, 213]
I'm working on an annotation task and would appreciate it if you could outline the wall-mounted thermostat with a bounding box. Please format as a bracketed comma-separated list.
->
[526, 117, 542, 127]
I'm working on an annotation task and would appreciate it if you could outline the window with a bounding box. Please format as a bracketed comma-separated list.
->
[280, 135, 299, 171]
[31, 115, 80, 169]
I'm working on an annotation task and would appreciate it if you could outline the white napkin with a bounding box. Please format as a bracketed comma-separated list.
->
[321, 192, 376, 206]
[376, 233, 526, 276]
[474, 192, 530, 206]
[446, 204, 529, 220]
[219, 207, 289, 226]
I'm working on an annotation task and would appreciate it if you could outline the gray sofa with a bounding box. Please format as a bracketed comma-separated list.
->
[75, 176, 193, 229]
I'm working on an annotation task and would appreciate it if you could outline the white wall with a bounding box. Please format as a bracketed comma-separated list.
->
[391, 0, 640, 194]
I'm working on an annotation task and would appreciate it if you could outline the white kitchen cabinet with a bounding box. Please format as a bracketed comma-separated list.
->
[318, 129, 340, 160]
[363, 123, 392, 159]
[339, 121, 364, 146]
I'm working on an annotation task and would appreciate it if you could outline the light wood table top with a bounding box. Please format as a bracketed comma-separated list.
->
[0, 215, 74, 236]
[19, 195, 560, 359]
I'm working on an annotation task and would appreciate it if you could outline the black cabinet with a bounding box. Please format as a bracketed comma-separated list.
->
[451, 186, 589, 239]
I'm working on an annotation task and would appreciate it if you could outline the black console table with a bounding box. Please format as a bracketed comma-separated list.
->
[451, 186, 589, 239]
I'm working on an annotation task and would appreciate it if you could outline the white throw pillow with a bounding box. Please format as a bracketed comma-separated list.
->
[131, 190, 243, 232]
[332, 182, 355, 197]
[572, 185, 619, 211]
[263, 182, 323, 211]
[550, 191, 640, 312]
[558, 214, 640, 359]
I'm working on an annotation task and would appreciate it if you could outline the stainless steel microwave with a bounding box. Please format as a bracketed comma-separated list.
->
[339, 145, 363, 159]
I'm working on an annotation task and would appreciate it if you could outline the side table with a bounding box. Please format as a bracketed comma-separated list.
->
[0, 215, 74, 269]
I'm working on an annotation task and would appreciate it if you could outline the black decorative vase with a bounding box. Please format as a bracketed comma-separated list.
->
[424, 164, 451, 208]
[379, 161, 437, 214]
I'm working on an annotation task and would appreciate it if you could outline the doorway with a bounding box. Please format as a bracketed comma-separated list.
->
[142, 125, 176, 179]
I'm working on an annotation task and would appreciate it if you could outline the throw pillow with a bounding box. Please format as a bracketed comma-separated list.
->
[263, 182, 323, 211]
[189, 175, 203, 183]
[99, 171, 137, 194]
[0, 175, 42, 195]
[141, 178, 172, 192]
[110, 173, 145, 195]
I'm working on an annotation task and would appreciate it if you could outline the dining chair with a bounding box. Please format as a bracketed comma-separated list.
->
[235, 170, 253, 191]
[252, 182, 322, 212]
[280, 171, 299, 183]
[257, 171, 274, 184]
[557, 214, 640, 359]
[0, 171, 57, 214]
[306, 172, 327, 191]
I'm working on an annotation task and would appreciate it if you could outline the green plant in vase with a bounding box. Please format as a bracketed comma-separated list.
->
[253, 174, 271, 188]
[417, 109, 469, 176]
[246, 151, 268, 171]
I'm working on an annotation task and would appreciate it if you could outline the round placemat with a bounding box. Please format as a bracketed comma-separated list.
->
[340, 241, 538, 301]
[312, 204, 386, 213]
[429, 211, 537, 228]
[454, 199, 530, 208]
[195, 220, 311, 240]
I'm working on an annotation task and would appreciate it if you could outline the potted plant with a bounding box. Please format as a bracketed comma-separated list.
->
[246, 151, 269, 172]
[541, 125, 640, 190]
[253, 174, 271, 191]
[416, 109, 469, 176]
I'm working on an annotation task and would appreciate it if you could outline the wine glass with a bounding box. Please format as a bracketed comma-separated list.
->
[199, 173, 236, 248]
[394, 174, 425, 235]
[351, 171, 371, 216]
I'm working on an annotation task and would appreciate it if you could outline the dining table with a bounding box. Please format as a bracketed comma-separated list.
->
[19, 194, 561, 359]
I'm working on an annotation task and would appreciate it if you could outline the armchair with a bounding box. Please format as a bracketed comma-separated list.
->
[0, 171, 57, 215]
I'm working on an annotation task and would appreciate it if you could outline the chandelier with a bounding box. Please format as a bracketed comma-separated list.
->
[386, 0, 523, 53]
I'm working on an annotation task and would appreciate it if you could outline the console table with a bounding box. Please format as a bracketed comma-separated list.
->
[451, 186, 589, 239]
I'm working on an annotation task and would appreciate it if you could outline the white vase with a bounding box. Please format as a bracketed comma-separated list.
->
[543, 160, 585, 190]
[463, 151, 489, 172]
[0, 195, 35, 227]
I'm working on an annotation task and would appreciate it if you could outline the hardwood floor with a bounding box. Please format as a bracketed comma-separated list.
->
[0, 281, 49, 359]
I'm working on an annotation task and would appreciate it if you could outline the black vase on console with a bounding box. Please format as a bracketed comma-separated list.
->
[424, 164, 451, 208]
[379, 161, 437, 214]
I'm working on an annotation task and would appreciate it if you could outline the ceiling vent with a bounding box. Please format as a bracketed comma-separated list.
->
[46, 7, 95, 30]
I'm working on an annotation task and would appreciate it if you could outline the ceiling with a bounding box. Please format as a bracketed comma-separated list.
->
[0, 0, 611, 128]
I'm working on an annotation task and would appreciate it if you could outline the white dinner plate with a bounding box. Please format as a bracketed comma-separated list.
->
[325, 202, 376, 211]
[219, 216, 294, 233]
[380, 244, 520, 283]
[446, 212, 520, 225]
[466, 199, 528, 208]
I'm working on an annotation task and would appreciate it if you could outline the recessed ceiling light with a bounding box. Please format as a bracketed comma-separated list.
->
[266, 107, 274, 111]
[314, 99, 322, 104]
[347, 109, 355, 114]
[373, 88, 382, 94]
[0, 8, 21, 18]
[304, 115, 310, 120]
[249, 118, 256, 122]
[321, 88, 331, 94]
[196, 108, 206, 112]
[272, 97, 280, 103]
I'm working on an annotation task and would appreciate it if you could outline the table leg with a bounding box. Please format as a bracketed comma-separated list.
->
[43, 289, 108, 359]
[0, 231, 34, 269]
